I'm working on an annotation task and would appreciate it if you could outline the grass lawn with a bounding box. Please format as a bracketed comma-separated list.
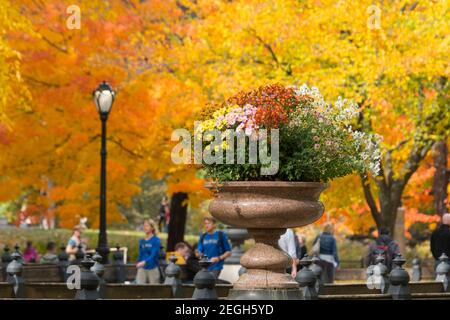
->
[0, 227, 199, 262]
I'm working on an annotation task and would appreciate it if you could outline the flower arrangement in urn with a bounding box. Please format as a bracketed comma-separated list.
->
[197, 84, 381, 299]
[197, 84, 381, 182]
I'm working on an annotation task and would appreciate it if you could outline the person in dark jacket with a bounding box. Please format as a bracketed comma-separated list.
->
[430, 213, 450, 269]
[158, 197, 170, 232]
[175, 242, 201, 283]
[365, 227, 400, 271]
[313, 223, 339, 284]
[294, 231, 308, 269]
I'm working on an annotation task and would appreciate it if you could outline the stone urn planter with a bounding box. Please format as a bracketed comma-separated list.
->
[206, 181, 327, 300]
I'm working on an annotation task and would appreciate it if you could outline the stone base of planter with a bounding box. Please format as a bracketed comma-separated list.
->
[234, 228, 298, 290]
[228, 288, 302, 300]
[234, 269, 298, 289]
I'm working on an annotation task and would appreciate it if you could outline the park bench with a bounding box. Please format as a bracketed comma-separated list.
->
[319, 293, 391, 300]
[320, 281, 444, 295]
[334, 266, 435, 281]
[2, 251, 447, 300]
[0, 282, 13, 298]
[2, 282, 232, 299]
[4, 281, 448, 299]
[21, 263, 137, 283]
[20, 263, 220, 283]
[17, 264, 436, 283]
[23, 283, 74, 299]
[2, 280, 450, 300]
[318, 292, 450, 300]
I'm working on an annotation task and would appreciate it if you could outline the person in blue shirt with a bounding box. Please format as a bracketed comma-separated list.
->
[65, 225, 85, 261]
[196, 217, 232, 278]
[136, 219, 161, 284]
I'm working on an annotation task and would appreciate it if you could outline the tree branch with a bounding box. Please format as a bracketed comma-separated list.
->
[360, 173, 381, 226]
[41, 36, 68, 54]
[247, 29, 292, 76]
[253, 33, 280, 68]
[399, 139, 434, 188]
[22, 75, 61, 88]
[108, 138, 143, 158]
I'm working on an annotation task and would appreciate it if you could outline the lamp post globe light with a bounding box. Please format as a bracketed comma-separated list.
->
[93, 81, 115, 264]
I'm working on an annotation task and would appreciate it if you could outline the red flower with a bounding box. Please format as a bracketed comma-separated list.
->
[226, 84, 303, 128]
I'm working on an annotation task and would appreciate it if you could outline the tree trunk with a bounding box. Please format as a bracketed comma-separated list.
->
[166, 192, 188, 251]
[377, 183, 403, 237]
[432, 139, 448, 216]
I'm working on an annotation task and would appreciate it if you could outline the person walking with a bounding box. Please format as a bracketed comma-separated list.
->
[136, 219, 161, 284]
[312, 223, 339, 284]
[365, 226, 400, 271]
[430, 213, 450, 269]
[278, 228, 298, 278]
[294, 231, 308, 270]
[164, 202, 171, 233]
[196, 217, 232, 279]
[158, 196, 170, 232]
[65, 225, 84, 261]
[295, 232, 308, 260]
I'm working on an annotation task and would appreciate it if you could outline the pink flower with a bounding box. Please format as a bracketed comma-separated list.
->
[215, 115, 225, 127]
[244, 104, 256, 115]
[237, 115, 247, 122]
[226, 113, 238, 127]
[244, 120, 259, 136]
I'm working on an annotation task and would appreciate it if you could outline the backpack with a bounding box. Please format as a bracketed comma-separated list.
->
[371, 241, 397, 269]
[200, 231, 225, 258]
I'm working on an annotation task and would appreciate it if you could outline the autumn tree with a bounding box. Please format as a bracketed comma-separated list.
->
[0, 0, 207, 235]
[0, 2, 32, 129]
[1, 0, 447, 241]
[164, 0, 449, 235]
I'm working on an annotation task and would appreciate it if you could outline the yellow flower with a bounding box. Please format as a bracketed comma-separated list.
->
[212, 107, 228, 118]
[200, 119, 215, 133]
[221, 140, 228, 150]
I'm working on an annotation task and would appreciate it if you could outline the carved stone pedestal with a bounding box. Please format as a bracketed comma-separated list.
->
[206, 181, 327, 300]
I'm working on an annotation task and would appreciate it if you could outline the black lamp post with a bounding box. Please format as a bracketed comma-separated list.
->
[93, 81, 115, 264]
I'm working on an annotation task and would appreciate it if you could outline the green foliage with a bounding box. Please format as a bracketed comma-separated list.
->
[118, 175, 167, 226]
